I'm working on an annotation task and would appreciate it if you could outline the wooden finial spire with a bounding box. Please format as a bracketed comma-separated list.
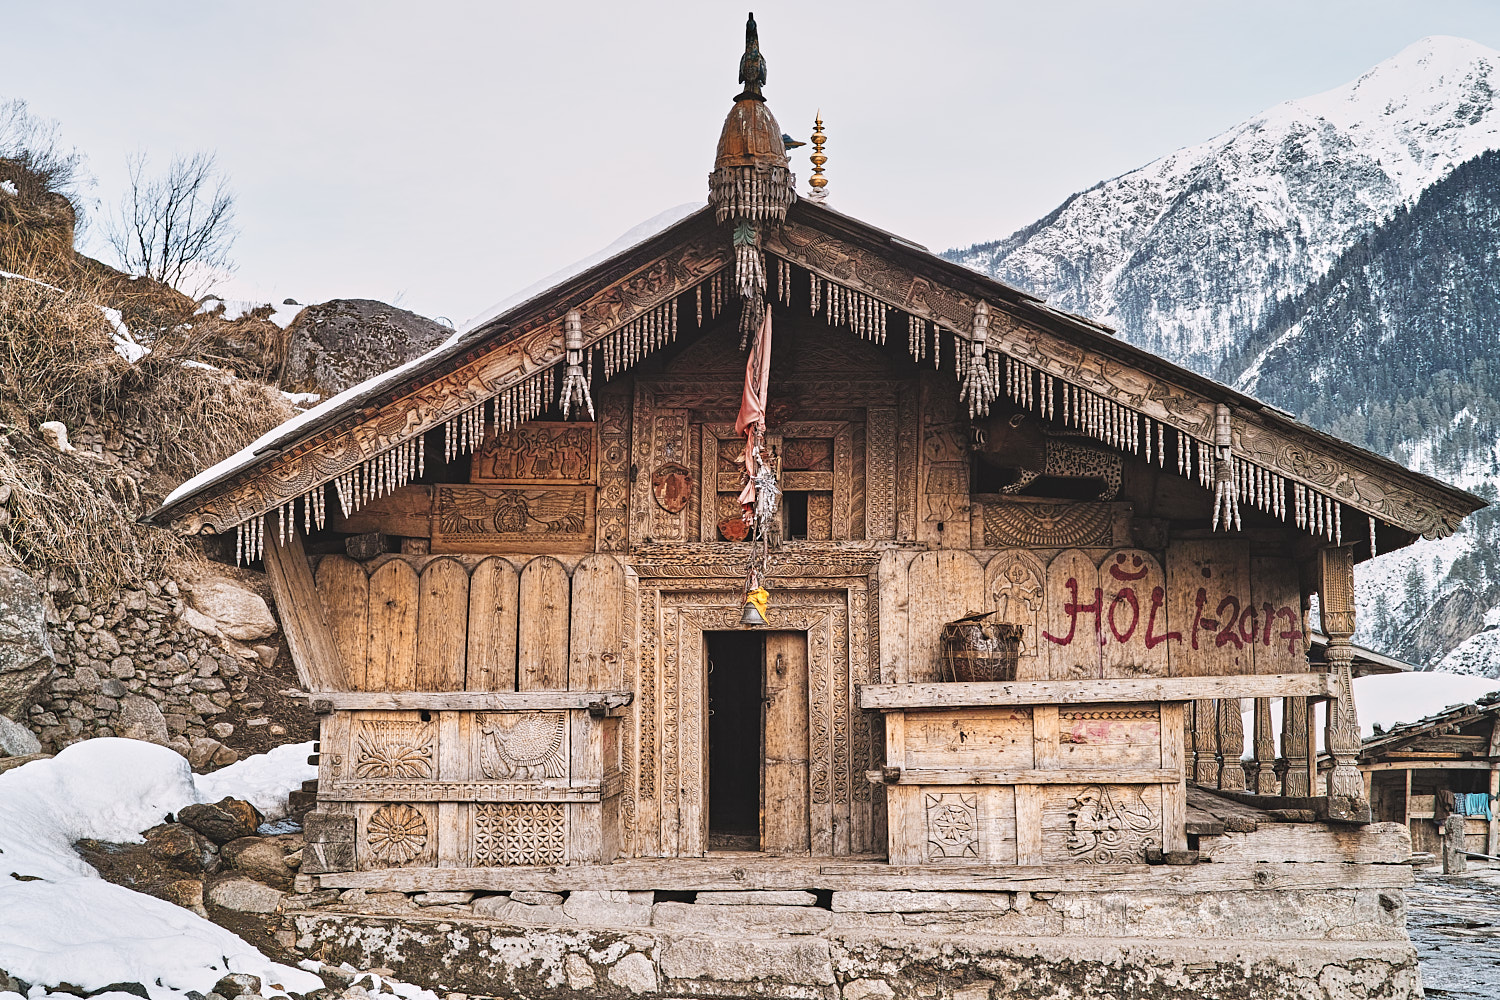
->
[807, 112, 828, 201]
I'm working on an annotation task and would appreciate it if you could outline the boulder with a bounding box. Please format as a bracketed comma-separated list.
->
[212, 973, 262, 998]
[161, 878, 207, 917]
[145, 823, 212, 874]
[116, 695, 170, 745]
[188, 737, 224, 770]
[207, 877, 284, 914]
[222, 836, 292, 888]
[0, 713, 42, 756]
[0, 566, 56, 718]
[281, 299, 451, 397]
[412, 890, 475, 906]
[607, 953, 659, 995]
[178, 797, 263, 844]
[188, 579, 276, 642]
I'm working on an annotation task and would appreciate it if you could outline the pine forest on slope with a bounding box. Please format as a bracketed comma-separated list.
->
[946, 36, 1500, 675]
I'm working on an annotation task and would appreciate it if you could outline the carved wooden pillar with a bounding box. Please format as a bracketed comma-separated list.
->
[1251, 697, 1279, 794]
[1217, 697, 1246, 791]
[1280, 696, 1311, 796]
[1192, 699, 1219, 786]
[1320, 545, 1365, 799]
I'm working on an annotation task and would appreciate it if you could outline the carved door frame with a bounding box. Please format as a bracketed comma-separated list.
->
[630, 572, 877, 858]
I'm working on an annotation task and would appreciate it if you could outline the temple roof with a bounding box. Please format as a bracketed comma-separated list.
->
[147, 191, 1487, 549]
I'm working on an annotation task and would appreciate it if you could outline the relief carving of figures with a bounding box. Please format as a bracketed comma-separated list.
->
[479, 712, 567, 780]
[1065, 785, 1159, 864]
[924, 792, 980, 861]
[474, 423, 595, 483]
[986, 549, 1046, 666]
[436, 486, 589, 539]
[353, 721, 435, 780]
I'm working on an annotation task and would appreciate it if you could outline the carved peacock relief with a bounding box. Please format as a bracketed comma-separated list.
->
[478, 712, 568, 780]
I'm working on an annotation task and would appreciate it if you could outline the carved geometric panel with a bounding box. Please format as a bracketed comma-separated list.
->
[353, 721, 435, 779]
[924, 792, 980, 862]
[472, 422, 595, 483]
[474, 802, 566, 866]
[477, 711, 567, 780]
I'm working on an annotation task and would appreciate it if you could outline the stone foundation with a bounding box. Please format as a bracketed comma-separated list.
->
[279, 886, 1421, 1000]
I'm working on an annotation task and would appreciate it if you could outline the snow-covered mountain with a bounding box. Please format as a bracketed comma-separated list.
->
[947, 36, 1500, 676]
[948, 36, 1500, 373]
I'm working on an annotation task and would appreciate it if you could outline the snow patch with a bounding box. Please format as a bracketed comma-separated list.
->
[0, 739, 322, 998]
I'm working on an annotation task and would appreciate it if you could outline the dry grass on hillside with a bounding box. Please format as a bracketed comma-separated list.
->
[0, 258, 295, 590]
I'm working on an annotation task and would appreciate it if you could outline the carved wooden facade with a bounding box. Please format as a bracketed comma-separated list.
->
[153, 198, 1485, 878]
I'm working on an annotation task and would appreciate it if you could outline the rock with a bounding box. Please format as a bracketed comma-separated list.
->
[695, 890, 815, 906]
[211, 722, 234, 739]
[188, 579, 277, 642]
[563, 890, 652, 926]
[842, 980, 896, 1000]
[0, 566, 56, 718]
[39, 420, 76, 454]
[608, 953, 659, 994]
[208, 878, 284, 914]
[952, 981, 995, 1000]
[116, 694, 169, 744]
[222, 837, 292, 888]
[471, 896, 570, 925]
[179, 607, 221, 637]
[211, 744, 239, 766]
[0, 752, 50, 773]
[188, 737, 224, 769]
[659, 937, 834, 985]
[145, 823, 211, 873]
[413, 890, 475, 906]
[651, 901, 832, 934]
[565, 953, 597, 991]
[830, 891, 1016, 912]
[212, 973, 262, 998]
[0, 714, 42, 756]
[509, 890, 564, 906]
[281, 299, 451, 397]
[179, 797, 263, 843]
[162, 878, 207, 917]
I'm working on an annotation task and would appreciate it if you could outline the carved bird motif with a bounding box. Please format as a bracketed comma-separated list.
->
[738, 13, 766, 99]
[480, 713, 566, 780]
[441, 487, 586, 536]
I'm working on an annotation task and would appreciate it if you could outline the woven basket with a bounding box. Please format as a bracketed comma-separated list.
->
[940, 620, 1024, 682]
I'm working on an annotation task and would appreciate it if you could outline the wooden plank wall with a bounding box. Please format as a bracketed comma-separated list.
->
[315, 554, 626, 694]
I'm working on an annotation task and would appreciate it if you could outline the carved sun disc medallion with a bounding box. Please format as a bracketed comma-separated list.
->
[652, 463, 694, 514]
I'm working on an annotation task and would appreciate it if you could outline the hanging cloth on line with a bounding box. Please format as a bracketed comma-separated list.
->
[736, 308, 773, 509]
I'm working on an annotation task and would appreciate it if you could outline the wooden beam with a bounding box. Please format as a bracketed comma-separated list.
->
[311, 690, 634, 713]
[1361, 759, 1494, 772]
[859, 674, 1333, 709]
[319, 780, 605, 803]
[264, 525, 347, 692]
[311, 858, 1411, 894]
[868, 768, 1181, 785]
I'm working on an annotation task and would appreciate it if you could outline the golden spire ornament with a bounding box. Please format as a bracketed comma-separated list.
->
[807, 112, 828, 202]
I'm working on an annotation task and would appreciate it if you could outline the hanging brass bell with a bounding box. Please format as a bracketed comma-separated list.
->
[740, 600, 767, 627]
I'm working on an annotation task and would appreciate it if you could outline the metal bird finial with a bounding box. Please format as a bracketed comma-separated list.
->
[781, 133, 805, 150]
[737, 12, 767, 100]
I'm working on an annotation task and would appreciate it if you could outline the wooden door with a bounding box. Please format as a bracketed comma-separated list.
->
[762, 631, 810, 854]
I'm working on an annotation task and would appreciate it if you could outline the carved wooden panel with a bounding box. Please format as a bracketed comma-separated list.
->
[976, 500, 1118, 548]
[473, 802, 566, 866]
[595, 388, 632, 553]
[431, 485, 594, 554]
[472, 422, 596, 483]
[985, 549, 1047, 681]
[925, 791, 980, 861]
[649, 409, 692, 541]
[353, 719, 436, 779]
[866, 406, 897, 539]
[886, 784, 1017, 865]
[919, 373, 969, 545]
[904, 708, 1032, 769]
[1042, 549, 1102, 680]
[360, 802, 436, 868]
[477, 712, 568, 779]
[1041, 784, 1163, 865]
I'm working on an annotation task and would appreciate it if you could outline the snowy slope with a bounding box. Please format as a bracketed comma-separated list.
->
[948, 36, 1500, 373]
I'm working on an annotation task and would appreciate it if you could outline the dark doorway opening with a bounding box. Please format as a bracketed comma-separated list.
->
[706, 631, 762, 850]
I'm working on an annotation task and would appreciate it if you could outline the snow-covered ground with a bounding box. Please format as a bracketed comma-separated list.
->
[0, 739, 322, 998]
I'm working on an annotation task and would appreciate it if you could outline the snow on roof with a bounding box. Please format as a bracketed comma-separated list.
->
[161, 202, 705, 511]
[1355, 672, 1500, 738]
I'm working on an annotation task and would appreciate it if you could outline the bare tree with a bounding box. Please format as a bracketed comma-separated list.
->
[0, 98, 89, 199]
[106, 151, 237, 295]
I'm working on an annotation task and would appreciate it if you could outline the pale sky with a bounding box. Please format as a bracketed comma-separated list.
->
[8, 1, 1500, 324]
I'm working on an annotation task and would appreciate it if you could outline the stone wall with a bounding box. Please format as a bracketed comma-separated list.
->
[2, 410, 315, 766]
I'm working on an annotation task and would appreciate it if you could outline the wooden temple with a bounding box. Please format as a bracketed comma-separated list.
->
[150, 13, 1483, 940]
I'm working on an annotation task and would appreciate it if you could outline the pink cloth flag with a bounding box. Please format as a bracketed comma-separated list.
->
[736, 308, 773, 505]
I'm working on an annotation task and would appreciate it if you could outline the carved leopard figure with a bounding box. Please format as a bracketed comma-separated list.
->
[974, 413, 1122, 500]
